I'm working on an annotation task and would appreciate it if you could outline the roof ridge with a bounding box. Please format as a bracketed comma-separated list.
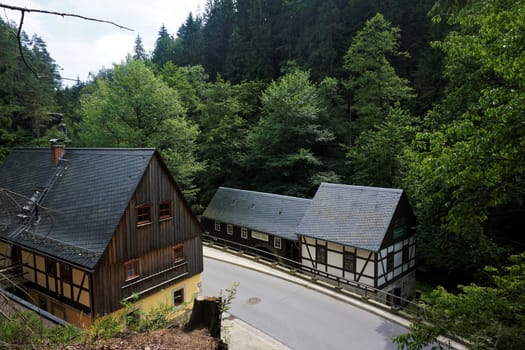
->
[12, 147, 156, 151]
[319, 182, 403, 193]
[218, 187, 312, 202]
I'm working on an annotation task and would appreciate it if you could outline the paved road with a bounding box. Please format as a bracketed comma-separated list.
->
[202, 257, 408, 350]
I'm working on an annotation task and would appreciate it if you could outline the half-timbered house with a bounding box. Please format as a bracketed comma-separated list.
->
[201, 187, 311, 261]
[0, 145, 203, 327]
[298, 183, 416, 303]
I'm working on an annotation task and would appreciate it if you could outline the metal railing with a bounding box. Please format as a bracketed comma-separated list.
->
[202, 233, 423, 313]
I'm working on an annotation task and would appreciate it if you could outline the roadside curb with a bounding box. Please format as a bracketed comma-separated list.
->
[203, 244, 467, 350]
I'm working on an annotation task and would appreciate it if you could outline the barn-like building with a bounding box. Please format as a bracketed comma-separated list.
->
[0, 145, 203, 327]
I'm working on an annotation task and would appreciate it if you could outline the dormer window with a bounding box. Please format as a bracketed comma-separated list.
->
[136, 205, 151, 226]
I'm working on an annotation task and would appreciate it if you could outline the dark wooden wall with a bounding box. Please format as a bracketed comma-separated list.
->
[201, 217, 299, 261]
[92, 155, 203, 315]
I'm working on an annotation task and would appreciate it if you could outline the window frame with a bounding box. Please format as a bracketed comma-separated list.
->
[60, 263, 72, 283]
[173, 244, 184, 264]
[241, 227, 248, 239]
[316, 244, 327, 265]
[159, 201, 172, 221]
[343, 251, 356, 273]
[45, 258, 57, 277]
[136, 205, 152, 226]
[173, 288, 185, 306]
[125, 259, 140, 281]
[402, 245, 410, 264]
[227, 224, 233, 235]
[274, 237, 282, 250]
[386, 252, 394, 272]
[214, 221, 220, 232]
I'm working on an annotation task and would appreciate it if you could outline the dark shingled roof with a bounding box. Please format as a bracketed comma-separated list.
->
[202, 187, 311, 241]
[0, 148, 156, 270]
[298, 183, 403, 251]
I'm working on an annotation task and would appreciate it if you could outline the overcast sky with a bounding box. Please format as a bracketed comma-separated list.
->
[2, 0, 206, 86]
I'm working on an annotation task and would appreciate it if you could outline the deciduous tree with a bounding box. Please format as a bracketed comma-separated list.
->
[77, 58, 203, 200]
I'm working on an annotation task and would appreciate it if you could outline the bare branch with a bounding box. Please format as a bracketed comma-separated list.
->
[15, 9, 40, 79]
[0, 3, 134, 31]
[0, 2, 133, 79]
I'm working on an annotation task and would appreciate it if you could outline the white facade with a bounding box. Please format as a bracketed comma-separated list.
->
[300, 234, 416, 302]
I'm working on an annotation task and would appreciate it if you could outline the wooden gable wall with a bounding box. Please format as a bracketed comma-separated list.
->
[92, 154, 203, 315]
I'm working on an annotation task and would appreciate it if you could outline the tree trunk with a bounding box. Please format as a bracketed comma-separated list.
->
[186, 295, 222, 339]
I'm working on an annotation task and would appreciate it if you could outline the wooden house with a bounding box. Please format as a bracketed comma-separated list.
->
[298, 183, 416, 303]
[0, 146, 203, 327]
[201, 187, 311, 261]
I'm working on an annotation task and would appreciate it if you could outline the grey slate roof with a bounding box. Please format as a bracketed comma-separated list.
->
[0, 148, 156, 270]
[298, 183, 403, 252]
[202, 187, 311, 240]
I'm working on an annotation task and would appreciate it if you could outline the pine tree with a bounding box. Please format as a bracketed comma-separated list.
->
[133, 34, 147, 60]
[152, 25, 176, 67]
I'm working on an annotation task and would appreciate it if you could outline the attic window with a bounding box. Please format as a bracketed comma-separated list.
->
[136, 205, 151, 226]
[159, 201, 172, 220]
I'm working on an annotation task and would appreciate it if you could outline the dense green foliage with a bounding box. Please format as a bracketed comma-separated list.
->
[394, 253, 525, 349]
[1, 0, 524, 346]
[76, 58, 204, 201]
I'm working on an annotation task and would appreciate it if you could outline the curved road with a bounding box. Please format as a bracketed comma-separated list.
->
[202, 257, 408, 350]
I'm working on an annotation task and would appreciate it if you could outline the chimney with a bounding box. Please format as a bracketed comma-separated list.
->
[50, 139, 65, 166]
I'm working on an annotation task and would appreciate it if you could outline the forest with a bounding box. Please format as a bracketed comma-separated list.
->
[0, 0, 524, 348]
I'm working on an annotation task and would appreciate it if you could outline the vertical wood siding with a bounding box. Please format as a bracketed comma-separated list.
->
[92, 155, 203, 315]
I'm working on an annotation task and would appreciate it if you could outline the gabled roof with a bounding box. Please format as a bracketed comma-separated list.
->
[0, 148, 156, 270]
[298, 183, 403, 252]
[202, 187, 311, 240]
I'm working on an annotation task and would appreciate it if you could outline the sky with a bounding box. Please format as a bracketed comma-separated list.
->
[2, 0, 206, 86]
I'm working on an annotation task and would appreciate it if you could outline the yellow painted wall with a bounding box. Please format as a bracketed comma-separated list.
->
[27, 290, 92, 328]
[135, 273, 201, 313]
[0, 241, 11, 267]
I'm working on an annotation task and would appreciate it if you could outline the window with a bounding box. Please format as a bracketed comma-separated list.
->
[386, 252, 394, 272]
[159, 201, 172, 220]
[241, 227, 248, 239]
[227, 224, 233, 235]
[125, 260, 140, 281]
[46, 258, 57, 276]
[60, 264, 72, 283]
[274, 237, 282, 249]
[173, 244, 184, 263]
[173, 288, 184, 306]
[343, 251, 356, 273]
[214, 221, 221, 231]
[136, 205, 151, 226]
[316, 244, 327, 265]
[403, 245, 410, 264]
